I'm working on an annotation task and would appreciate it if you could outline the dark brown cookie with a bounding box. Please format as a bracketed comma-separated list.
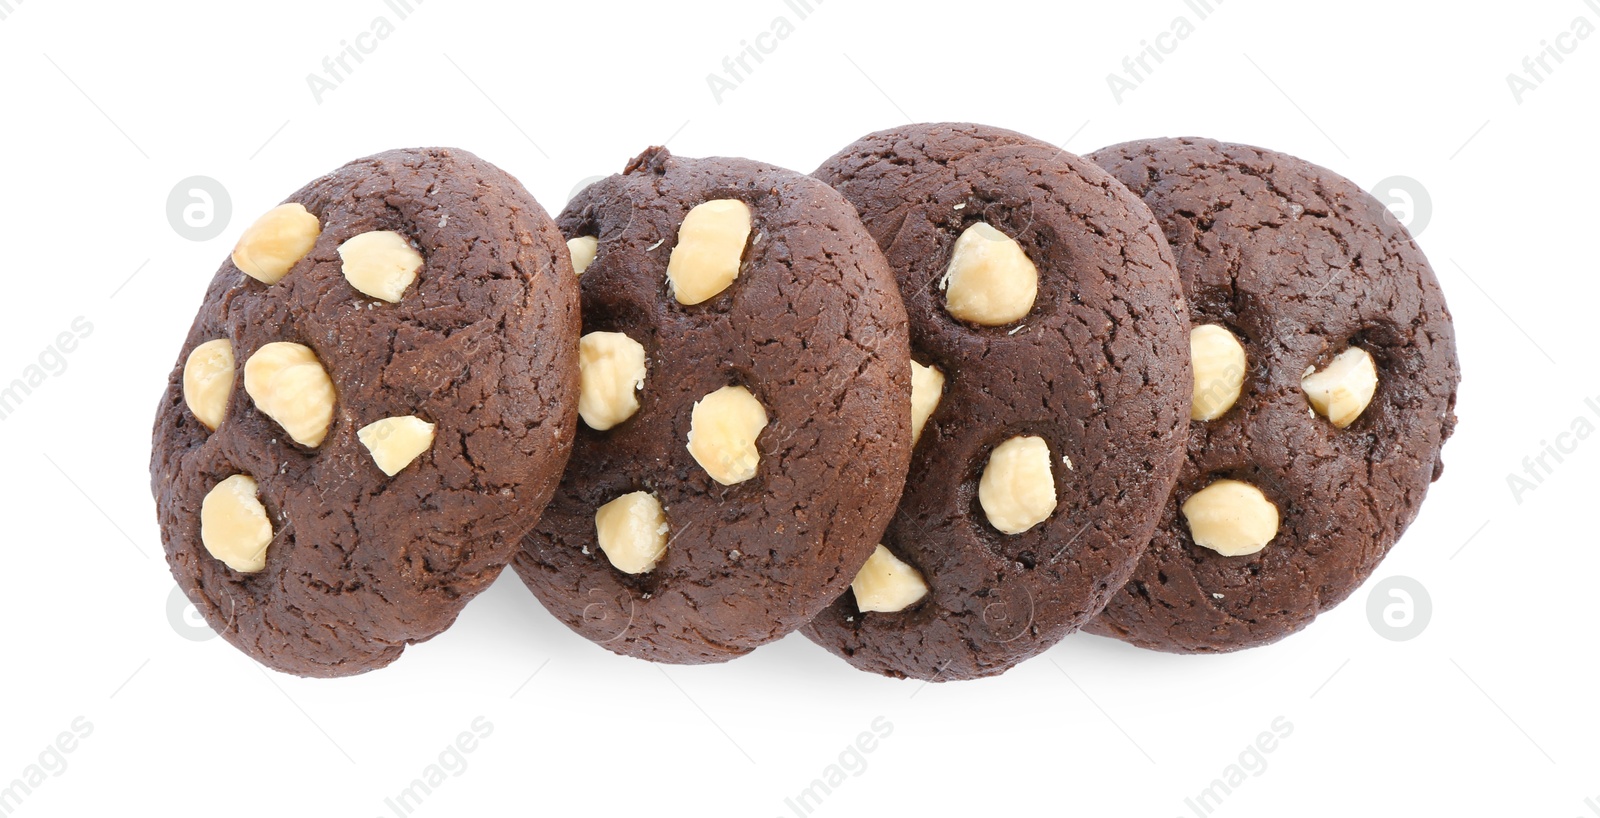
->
[514, 147, 912, 664]
[1085, 137, 1460, 653]
[803, 123, 1193, 681]
[150, 148, 580, 677]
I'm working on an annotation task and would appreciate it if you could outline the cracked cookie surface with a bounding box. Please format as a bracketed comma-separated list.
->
[1084, 137, 1460, 653]
[515, 147, 912, 664]
[803, 123, 1193, 681]
[151, 148, 580, 677]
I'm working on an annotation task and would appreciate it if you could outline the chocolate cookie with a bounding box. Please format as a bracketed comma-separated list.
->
[803, 123, 1193, 681]
[1084, 137, 1460, 653]
[514, 147, 912, 664]
[150, 148, 580, 677]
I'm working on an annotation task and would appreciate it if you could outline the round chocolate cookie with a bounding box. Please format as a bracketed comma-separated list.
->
[1084, 137, 1461, 653]
[150, 148, 580, 677]
[514, 147, 912, 664]
[803, 123, 1193, 681]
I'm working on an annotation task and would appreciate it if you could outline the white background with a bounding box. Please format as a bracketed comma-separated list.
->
[1, 1, 1595, 815]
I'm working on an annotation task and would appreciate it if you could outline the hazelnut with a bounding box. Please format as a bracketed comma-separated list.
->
[357, 416, 436, 476]
[686, 385, 768, 485]
[1302, 347, 1378, 428]
[243, 342, 337, 448]
[183, 339, 235, 431]
[578, 332, 648, 431]
[851, 545, 929, 613]
[910, 361, 945, 445]
[666, 199, 751, 305]
[941, 222, 1037, 326]
[978, 435, 1057, 535]
[232, 203, 321, 284]
[568, 236, 599, 276]
[1190, 324, 1248, 421]
[200, 475, 273, 573]
[1182, 479, 1280, 557]
[338, 231, 423, 303]
[595, 491, 670, 574]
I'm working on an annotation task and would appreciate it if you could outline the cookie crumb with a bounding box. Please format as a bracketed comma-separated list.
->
[1212, 593, 1225, 599]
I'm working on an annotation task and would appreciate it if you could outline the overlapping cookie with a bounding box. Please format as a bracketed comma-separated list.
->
[515, 147, 913, 663]
[803, 123, 1193, 681]
[1084, 137, 1460, 653]
[151, 148, 580, 677]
